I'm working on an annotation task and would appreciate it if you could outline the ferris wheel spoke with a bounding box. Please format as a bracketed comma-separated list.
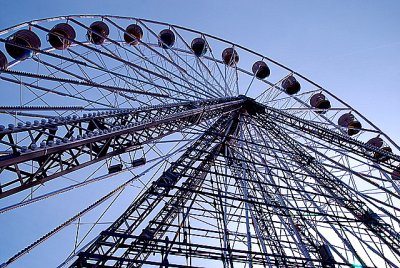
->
[168, 27, 225, 97]
[254, 74, 289, 102]
[240, 116, 390, 265]
[58, 45, 187, 104]
[31, 23, 174, 83]
[7, 130, 200, 213]
[2, 177, 128, 267]
[68, 48, 192, 103]
[260, 118, 400, 258]
[72, 17, 220, 101]
[261, 106, 400, 170]
[75, 43, 206, 102]
[225, 151, 308, 266]
[0, 75, 113, 109]
[0, 106, 91, 112]
[161, 49, 217, 99]
[234, 166, 338, 267]
[163, 44, 222, 99]
[250, 130, 377, 267]
[201, 44, 235, 97]
[4, 137, 195, 268]
[0, 15, 399, 268]
[209, 119, 346, 266]
[1, 68, 168, 99]
[69, 112, 235, 267]
[132, 19, 222, 99]
[99, 42, 201, 101]
[254, 78, 346, 135]
[0, 38, 164, 108]
[268, 118, 398, 181]
[0, 98, 242, 199]
[68, 48, 183, 104]
[272, 120, 400, 199]
[131, 46, 213, 101]
[257, 117, 399, 214]
[237, 121, 325, 259]
[60, 132, 203, 260]
[41, 50, 181, 104]
[31, 56, 120, 109]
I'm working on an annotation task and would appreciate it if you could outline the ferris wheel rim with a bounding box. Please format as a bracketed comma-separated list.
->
[0, 14, 396, 151]
[0, 14, 399, 268]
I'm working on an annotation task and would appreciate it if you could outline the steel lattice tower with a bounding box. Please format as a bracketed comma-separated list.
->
[0, 15, 399, 268]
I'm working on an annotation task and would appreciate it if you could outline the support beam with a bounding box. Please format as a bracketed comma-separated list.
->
[0, 97, 243, 198]
[70, 112, 237, 267]
[258, 116, 400, 260]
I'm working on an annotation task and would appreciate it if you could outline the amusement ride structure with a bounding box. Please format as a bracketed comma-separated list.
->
[0, 15, 399, 268]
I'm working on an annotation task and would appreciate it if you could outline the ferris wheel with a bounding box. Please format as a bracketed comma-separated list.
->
[0, 15, 399, 268]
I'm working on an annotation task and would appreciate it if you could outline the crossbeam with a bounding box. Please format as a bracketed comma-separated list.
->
[70, 112, 237, 267]
[0, 97, 243, 198]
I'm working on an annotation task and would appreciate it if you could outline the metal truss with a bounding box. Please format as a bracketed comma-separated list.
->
[0, 97, 242, 198]
[258, 116, 400, 257]
[63, 98, 400, 268]
[0, 15, 399, 268]
[262, 105, 400, 172]
[71, 111, 238, 267]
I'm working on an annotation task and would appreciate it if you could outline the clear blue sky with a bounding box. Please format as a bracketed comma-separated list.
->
[0, 1, 399, 267]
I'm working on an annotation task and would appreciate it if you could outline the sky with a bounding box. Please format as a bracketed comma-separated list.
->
[0, 1, 400, 267]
